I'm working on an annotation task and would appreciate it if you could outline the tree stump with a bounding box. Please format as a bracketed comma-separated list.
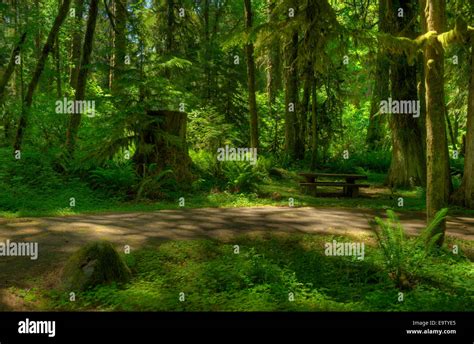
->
[133, 110, 193, 186]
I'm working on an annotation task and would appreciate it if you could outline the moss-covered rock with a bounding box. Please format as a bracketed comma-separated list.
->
[61, 241, 131, 291]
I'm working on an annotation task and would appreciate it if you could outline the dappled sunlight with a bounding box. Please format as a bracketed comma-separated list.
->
[2, 206, 471, 312]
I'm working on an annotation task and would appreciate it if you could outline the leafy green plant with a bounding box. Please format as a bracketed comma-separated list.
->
[135, 167, 176, 200]
[90, 162, 138, 198]
[190, 150, 224, 188]
[372, 208, 449, 289]
[418, 208, 449, 249]
[223, 161, 266, 193]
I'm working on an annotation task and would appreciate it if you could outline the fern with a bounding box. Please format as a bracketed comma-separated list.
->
[372, 208, 449, 290]
[89, 162, 138, 197]
[418, 208, 449, 250]
[135, 168, 175, 200]
[223, 162, 265, 194]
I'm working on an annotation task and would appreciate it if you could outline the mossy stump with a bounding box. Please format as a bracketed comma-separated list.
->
[61, 241, 131, 291]
[133, 110, 194, 184]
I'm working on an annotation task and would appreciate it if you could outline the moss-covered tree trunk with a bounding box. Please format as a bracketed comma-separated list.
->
[423, 0, 450, 245]
[165, 0, 175, 54]
[112, 0, 127, 95]
[284, 32, 299, 159]
[387, 54, 427, 187]
[386, 0, 426, 188]
[108, 0, 115, 90]
[416, 51, 427, 149]
[310, 76, 318, 170]
[133, 110, 193, 184]
[299, 62, 312, 156]
[366, 0, 389, 150]
[69, 0, 84, 89]
[452, 37, 474, 208]
[0, 32, 26, 105]
[462, 38, 474, 208]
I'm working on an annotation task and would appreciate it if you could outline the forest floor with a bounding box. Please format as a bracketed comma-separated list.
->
[1, 177, 473, 311]
[1, 207, 473, 281]
[1, 206, 473, 311]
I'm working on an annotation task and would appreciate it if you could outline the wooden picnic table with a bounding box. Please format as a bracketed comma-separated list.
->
[298, 172, 369, 197]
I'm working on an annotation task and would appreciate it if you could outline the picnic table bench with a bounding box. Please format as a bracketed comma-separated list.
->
[298, 172, 369, 197]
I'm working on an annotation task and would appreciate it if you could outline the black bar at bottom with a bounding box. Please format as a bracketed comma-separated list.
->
[0, 312, 471, 342]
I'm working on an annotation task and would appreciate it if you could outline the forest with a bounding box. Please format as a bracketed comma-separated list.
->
[0, 0, 473, 315]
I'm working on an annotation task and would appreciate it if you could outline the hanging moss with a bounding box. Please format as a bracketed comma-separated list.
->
[377, 16, 474, 66]
[378, 32, 436, 66]
[437, 18, 469, 49]
[61, 241, 131, 292]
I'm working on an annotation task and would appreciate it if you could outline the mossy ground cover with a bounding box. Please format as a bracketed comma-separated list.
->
[12, 233, 472, 312]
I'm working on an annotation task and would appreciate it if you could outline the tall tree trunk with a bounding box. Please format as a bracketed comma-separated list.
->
[310, 76, 318, 170]
[445, 110, 457, 150]
[244, 0, 259, 149]
[108, 0, 116, 90]
[54, 0, 62, 98]
[65, 0, 99, 155]
[54, 38, 62, 98]
[452, 37, 474, 208]
[166, 0, 174, 55]
[293, 0, 317, 161]
[417, 51, 427, 151]
[423, 0, 450, 245]
[112, 0, 127, 95]
[387, 0, 426, 188]
[203, 0, 211, 100]
[0, 32, 26, 105]
[70, 0, 85, 89]
[266, 0, 281, 152]
[2, 0, 25, 141]
[13, 0, 72, 152]
[366, 0, 389, 149]
[298, 62, 312, 158]
[284, 32, 298, 159]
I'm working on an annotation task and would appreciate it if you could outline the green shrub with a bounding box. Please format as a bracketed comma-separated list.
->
[0, 149, 62, 191]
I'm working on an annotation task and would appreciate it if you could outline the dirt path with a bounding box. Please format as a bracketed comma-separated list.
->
[0, 206, 472, 309]
[1, 206, 472, 244]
